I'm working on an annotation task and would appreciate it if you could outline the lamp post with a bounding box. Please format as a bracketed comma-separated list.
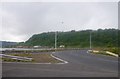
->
[55, 31, 57, 50]
[54, 21, 64, 51]
[90, 30, 92, 50]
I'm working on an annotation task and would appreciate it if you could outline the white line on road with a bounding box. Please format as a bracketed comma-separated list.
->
[51, 52, 68, 64]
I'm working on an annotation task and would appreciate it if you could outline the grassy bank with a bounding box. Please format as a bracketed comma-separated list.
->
[2, 53, 62, 63]
[90, 47, 119, 54]
[2, 49, 66, 54]
[89, 49, 118, 57]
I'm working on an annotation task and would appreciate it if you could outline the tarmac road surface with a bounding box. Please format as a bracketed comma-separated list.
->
[2, 50, 118, 77]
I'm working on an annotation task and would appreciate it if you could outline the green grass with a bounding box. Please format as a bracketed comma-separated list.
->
[89, 47, 118, 53]
[3, 49, 64, 53]
[90, 50, 115, 57]
[3, 53, 62, 63]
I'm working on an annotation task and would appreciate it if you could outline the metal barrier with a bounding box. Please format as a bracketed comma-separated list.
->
[0, 54, 33, 61]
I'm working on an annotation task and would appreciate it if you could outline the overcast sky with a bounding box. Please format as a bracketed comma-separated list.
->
[0, 1, 118, 42]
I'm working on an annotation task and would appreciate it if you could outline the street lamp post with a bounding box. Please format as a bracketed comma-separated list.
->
[54, 21, 64, 51]
[55, 31, 57, 50]
[90, 31, 92, 49]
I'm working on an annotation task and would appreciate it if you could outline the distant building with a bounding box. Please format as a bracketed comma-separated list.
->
[33, 45, 41, 48]
[59, 45, 65, 48]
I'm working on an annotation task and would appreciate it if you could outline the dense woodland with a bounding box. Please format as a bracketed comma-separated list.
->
[24, 29, 119, 49]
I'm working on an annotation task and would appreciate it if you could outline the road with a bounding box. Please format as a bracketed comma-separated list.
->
[2, 50, 118, 77]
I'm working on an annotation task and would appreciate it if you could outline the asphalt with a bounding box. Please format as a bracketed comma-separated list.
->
[2, 50, 118, 77]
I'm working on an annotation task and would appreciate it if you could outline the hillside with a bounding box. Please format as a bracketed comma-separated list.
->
[24, 29, 119, 48]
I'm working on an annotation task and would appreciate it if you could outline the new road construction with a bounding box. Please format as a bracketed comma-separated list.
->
[2, 50, 118, 77]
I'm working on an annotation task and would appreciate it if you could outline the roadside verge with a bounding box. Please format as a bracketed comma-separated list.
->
[1, 52, 68, 64]
[87, 50, 118, 57]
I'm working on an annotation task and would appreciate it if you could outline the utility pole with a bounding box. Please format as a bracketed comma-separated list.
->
[90, 31, 92, 49]
[55, 31, 57, 50]
[54, 21, 64, 51]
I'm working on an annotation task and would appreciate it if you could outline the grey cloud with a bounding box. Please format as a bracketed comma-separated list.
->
[1, 2, 118, 42]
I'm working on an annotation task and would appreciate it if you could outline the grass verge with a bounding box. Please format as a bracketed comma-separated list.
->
[89, 50, 117, 57]
[2, 53, 62, 63]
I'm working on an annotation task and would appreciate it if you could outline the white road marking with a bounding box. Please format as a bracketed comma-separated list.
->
[2, 52, 68, 64]
[51, 52, 68, 64]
